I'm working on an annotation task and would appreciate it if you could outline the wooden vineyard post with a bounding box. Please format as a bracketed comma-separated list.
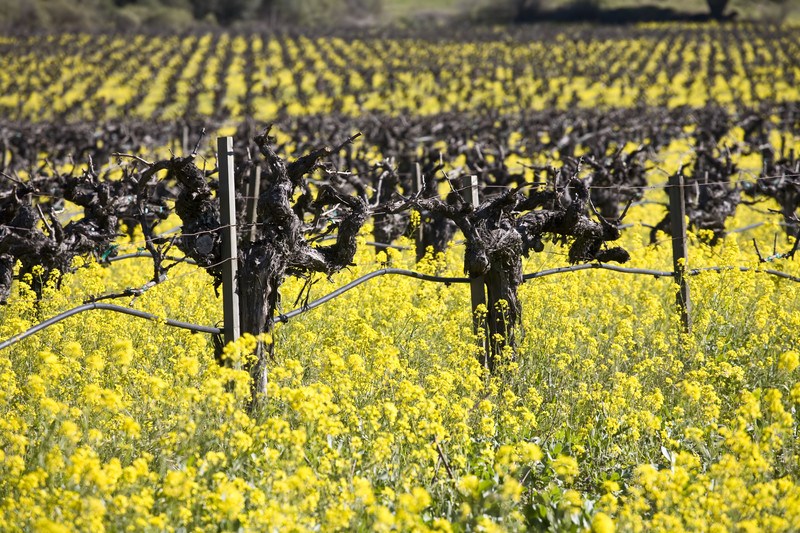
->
[413, 163, 424, 251]
[244, 165, 261, 244]
[182, 125, 189, 155]
[462, 175, 489, 359]
[2, 136, 8, 172]
[668, 169, 692, 333]
[217, 136, 241, 345]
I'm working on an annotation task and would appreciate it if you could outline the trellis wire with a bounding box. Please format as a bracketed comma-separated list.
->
[49, 170, 795, 255]
[4, 139, 800, 351]
[3, 261, 798, 351]
[0, 302, 222, 350]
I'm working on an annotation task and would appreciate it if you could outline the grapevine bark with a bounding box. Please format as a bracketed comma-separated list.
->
[163, 129, 368, 402]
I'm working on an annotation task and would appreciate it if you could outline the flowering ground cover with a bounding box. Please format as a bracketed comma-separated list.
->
[1, 22, 800, 532]
[2, 184, 800, 531]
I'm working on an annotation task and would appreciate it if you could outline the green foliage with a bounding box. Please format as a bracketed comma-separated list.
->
[0, 0, 384, 29]
[258, 0, 383, 26]
[0, 0, 794, 32]
[0, 0, 105, 31]
[190, 0, 260, 24]
[116, 3, 196, 30]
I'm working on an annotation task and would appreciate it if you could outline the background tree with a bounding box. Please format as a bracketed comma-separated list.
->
[707, 0, 729, 18]
[190, 0, 259, 24]
[706, 0, 791, 20]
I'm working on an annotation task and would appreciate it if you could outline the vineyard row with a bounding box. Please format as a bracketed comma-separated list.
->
[1, 24, 799, 122]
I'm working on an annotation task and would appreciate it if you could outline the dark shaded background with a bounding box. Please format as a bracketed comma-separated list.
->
[0, 0, 792, 32]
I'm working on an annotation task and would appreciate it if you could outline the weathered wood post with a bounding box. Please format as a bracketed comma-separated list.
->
[182, 124, 189, 155]
[668, 168, 692, 333]
[245, 165, 261, 244]
[217, 136, 241, 345]
[413, 162, 424, 251]
[462, 175, 489, 363]
[1, 137, 7, 172]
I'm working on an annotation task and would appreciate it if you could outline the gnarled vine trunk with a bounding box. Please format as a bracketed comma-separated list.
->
[412, 178, 630, 370]
[165, 129, 368, 403]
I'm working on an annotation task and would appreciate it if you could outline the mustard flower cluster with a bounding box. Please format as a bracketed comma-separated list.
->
[1, 25, 798, 122]
[2, 160, 800, 531]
